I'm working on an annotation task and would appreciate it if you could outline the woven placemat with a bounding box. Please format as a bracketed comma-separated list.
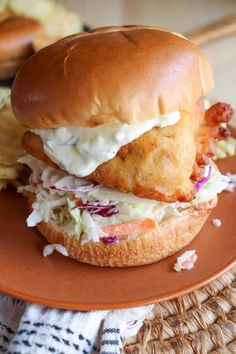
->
[124, 266, 236, 353]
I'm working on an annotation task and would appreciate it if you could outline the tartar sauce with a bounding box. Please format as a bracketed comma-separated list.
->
[33, 111, 180, 177]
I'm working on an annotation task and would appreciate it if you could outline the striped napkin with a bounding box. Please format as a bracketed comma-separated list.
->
[0, 294, 152, 354]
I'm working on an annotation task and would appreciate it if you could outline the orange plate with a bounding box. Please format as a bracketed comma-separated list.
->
[0, 156, 236, 310]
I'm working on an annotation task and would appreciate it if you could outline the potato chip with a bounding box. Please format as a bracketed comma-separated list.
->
[0, 0, 8, 13]
[40, 4, 82, 38]
[8, 0, 55, 20]
[33, 35, 57, 51]
[7, 0, 82, 39]
[0, 87, 10, 109]
[0, 88, 26, 166]
[0, 174, 25, 191]
[0, 162, 29, 190]
[0, 163, 19, 179]
[0, 87, 27, 189]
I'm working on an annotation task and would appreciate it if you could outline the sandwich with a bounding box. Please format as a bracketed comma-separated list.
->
[12, 25, 233, 267]
[1, 0, 83, 52]
[0, 0, 83, 80]
[0, 15, 42, 80]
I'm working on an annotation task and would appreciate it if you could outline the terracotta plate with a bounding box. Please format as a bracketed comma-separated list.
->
[0, 156, 235, 310]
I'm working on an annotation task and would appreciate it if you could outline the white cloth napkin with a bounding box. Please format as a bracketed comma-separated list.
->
[0, 294, 153, 354]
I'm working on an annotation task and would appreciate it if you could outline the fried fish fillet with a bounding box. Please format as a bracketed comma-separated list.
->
[87, 111, 197, 202]
[88, 101, 232, 201]
[22, 101, 233, 202]
[23, 111, 197, 202]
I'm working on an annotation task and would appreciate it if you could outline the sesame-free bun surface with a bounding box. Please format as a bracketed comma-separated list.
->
[30, 195, 217, 267]
[0, 16, 42, 79]
[12, 25, 213, 128]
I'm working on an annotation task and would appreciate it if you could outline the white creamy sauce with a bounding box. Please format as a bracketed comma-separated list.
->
[33, 111, 180, 177]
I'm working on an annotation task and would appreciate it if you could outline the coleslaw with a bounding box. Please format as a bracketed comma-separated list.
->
[18, 155, 229, 244]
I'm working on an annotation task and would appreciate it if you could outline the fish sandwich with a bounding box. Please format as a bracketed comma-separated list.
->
[12, 25, 232, 266]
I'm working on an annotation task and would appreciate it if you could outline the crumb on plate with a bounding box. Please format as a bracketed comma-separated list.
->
[43, 244, 68, 257]
[212, 218, 222, 227]
[173, 250, 198, 272]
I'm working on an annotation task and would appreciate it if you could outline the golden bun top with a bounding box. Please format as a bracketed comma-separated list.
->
[11, 25, 213, 128]
[0, 15, 43, 62]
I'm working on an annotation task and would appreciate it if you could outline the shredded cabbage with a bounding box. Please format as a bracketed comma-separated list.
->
[18, 155, 229, 244]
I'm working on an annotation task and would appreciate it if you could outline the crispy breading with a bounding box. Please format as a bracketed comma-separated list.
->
[89, 101, 233, 200]
[87, 111, 197, 202]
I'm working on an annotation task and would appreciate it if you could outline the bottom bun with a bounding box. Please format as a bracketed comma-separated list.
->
[0, 58, 25, 80]
[30, 196, 217, 267]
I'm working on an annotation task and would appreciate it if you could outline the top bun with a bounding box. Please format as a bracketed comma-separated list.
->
[11, 25, 213, 128]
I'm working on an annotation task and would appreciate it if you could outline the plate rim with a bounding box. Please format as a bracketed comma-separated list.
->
[1, 255, 236, 310]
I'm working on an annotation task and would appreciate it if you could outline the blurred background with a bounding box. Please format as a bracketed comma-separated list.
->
[59, 0, 236, 106]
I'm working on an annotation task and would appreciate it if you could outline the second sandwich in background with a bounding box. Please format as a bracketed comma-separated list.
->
[0, 0, 83, 80]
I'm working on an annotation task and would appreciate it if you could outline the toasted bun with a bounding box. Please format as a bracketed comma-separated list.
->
[12, 25, 213, 128]
[30, 195, 217, 267]
[0, 16, 42, 78]
[0, 58, 25, 80]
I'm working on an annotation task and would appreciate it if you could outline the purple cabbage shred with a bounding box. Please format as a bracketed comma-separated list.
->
[74, 203, 119, 217]
[195, 165, 212, 192]
[103, 236, 120, 245]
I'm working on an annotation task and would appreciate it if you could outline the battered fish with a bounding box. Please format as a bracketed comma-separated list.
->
[88, 111, 197, 202]
[22, 102, 233, 202]
[22, 111, 196, 202]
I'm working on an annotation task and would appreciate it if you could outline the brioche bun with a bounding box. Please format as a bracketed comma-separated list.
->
[0, 57, 24, 80]
[12, 25, 213, 128]
[0, 16, 42, 79]
[30, 195, 217, 267]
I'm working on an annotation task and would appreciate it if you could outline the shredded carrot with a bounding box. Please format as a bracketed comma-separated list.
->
[101, 218, 156, 236]
[74, 198, 83, 206]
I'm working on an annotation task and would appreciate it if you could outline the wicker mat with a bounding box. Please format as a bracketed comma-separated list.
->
[124, 266, 236, 353]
